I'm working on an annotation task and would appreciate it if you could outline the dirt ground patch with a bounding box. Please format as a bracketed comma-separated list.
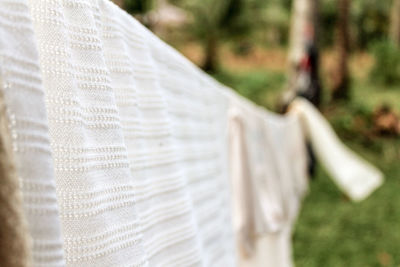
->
[176, 42, 373, 82]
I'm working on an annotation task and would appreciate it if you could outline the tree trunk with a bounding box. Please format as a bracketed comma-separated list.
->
[390, 0, 400, 46]
[203, 33, 218, 73]
[288, 0, 320, 65]
[286, 0, 321, 107]
[332, 0, 350, 100]
[288, 0, 313, 69]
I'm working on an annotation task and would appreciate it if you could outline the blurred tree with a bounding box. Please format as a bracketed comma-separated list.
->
[352, 0, 390, 49]
[288, 0, 319, 66]
[319, 0, 337, 47]
[390, 0, 400, 46]
[286, 0, 322, 107]
[261, 1, 291, 45]
[318, 0, 392, 49]
[370, 40, 400, 85]
[124, 0, 153, 14]
[124, 0, 155, 28]
[183, 0, 260, 72]
[332, 0, 350, 100]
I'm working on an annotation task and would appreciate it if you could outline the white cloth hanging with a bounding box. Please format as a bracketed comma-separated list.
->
[0, 1, 65, 266]
[26, 0, 236, 266]
[229, 97, 383, 267]
[228, 95, 308, 267]
[150, 39, 237, 266]
[289, 98, 383, 202]
[0, 1, 383, 266]
[27, 1, 152, 266]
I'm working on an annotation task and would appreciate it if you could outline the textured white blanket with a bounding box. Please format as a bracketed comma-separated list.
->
[0, 1, 65, 266]
[0, 1, 383, 266]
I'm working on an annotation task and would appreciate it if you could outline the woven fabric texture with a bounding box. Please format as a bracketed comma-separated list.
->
[0, 77, 31, 267]
[0, 1, 383, 266]
[0, 1, 65, 266]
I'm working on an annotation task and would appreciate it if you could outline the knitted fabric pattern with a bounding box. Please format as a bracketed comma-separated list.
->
[0, 0, 65, 266]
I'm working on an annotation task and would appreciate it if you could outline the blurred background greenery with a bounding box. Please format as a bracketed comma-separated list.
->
[115, 0, 400, 265]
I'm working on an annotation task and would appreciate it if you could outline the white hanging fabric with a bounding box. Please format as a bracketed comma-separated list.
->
[228, 94, 309, 267]
[148, 39, 237, 266]
[289, 98, 383, 202]
[0, 1, 65, 266]
[26, 0, 236, 266]
[0, 0, 383, 266]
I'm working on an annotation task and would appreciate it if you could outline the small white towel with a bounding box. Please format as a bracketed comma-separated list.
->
[289, 98, 383, 201]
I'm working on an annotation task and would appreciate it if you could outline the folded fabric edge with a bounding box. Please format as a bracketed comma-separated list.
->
[289, 97, 384, 202]
[0, 78, 32, 267]
[346, 169, 384, 202]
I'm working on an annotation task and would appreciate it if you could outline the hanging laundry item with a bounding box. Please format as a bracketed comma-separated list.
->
[149, 38, 237, 266]
[27, 0, 235, 266]
[228, 94, 309, 267]
[28, 1, 150, 266]
[0, 0, 384, 266]
[0, 87, 31, 266]
[228, 101, 258, 258]
[97, 4, 204, 266]
[0, 1, 65, 266]
[289, 98, 383, 201]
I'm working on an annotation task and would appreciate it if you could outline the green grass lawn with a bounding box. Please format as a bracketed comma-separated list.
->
[294, 138, 400, 267]
[212, 68, 400, 266]
[213, 68, 286, 110]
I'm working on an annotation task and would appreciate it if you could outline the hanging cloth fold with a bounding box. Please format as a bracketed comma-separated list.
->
[0, 0, 66, 266]
[289, 98, 383, 201]
[0, 88, 31, 267]
[0, 1, 384, 266]
[228, 95, 309, 267]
